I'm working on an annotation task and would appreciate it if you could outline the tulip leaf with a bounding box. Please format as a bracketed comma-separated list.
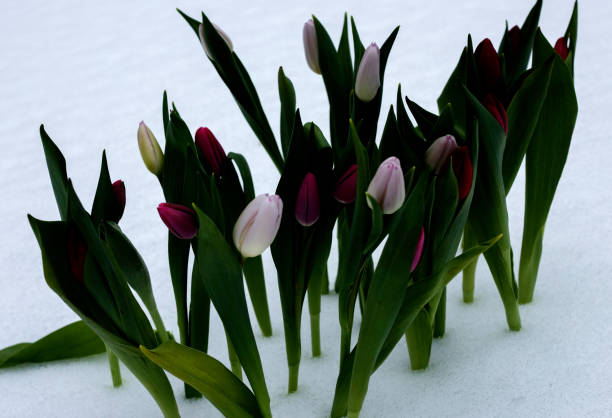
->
[40, 125, 68, 221]
[228, 152, 255, 201]
[350, 17, 365, 78]
[0, 321, 105, 368]
[563, 1, 578, 77]
[362, 194, 383, 256]
[141, 342, 264, 418]
[278, 67, 296, 159]
[405, 97, 438, 139]
[91, 151, 121, 225]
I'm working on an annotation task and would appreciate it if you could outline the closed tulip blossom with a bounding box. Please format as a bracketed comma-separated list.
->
[482, 94, 508, 134]
[355, 43, 381, 102]
[199, 23, 233, 59]
[366, 156, 405, 215]
[137, 121, 164, 175]
[333, 164, 358, 204]
[452, 146, 473, 200]
[554, 37, 569, 60]
[302, 19, 320, 74]
[507, 25, 521, 58]
[411, 227, 425, 273]
[195, 127, 227, 176]
[425, 135, 458, 174]
[111, 180, 126, 222]
[233, 194, 283, 258]
[295, 173, 320, 227]
[475, 38, 502, 93]
[157, 203, 198, 240]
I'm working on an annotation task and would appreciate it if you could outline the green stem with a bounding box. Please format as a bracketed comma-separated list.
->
[226, 333, 242, 380]
[347, 411, 360, 418]
[518, 227, 544, 304]
[105, 345, 122, 387]
[307, 267, 323, 357]
[321, 266, 330, 295]
[462, 230, 478, 303]
[310, 313, 321, 357]
[432, 288, 446, 338]
[288, 362, 300, 393]
[404, 309, 432, 370]
[149, 303, 170, 343]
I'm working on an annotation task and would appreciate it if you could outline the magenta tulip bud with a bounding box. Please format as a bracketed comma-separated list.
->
[482, 94, 508, 134]
[424, 135, 458, 175]
[67, 226, 87, 283]
[452, 146, 473, 200]
[411, 227, 425, 273]
[137, 121, 163, 175]
[157, 203, 198, 240]
[233, 194, 283, 258]
[475, 38, 502, 93]
[334, 164, 358, 204]
[195, 127, 227, 176]
[355, 43, 381, 102]
[507, 25, 521, 58]
[199, 23, 234, 59]
[366, 156, 405, 215]
[554, 37, 569, 61]
[111, 180, 126, 222]
[303, 19, 321, 74]
[295, 173, 320, 227]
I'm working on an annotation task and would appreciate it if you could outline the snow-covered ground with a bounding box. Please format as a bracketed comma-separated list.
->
[1, 0, 610, 416]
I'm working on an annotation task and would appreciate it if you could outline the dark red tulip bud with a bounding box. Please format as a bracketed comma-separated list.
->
[554, 37, 569, 61]
[333, 164, 358, 204]
[295, 172, 320, 227]
[411, 227, 425, 273]
[67, 226, 87, 283]
[111, 180, 125, 222]
[507, 25, 521, 58]
[475, 38, 502, 93]
[157, 203, 198, 239]
[482, 94, 508, 134]
[195, 127, 227, 176]
[452, 146, 473, 200]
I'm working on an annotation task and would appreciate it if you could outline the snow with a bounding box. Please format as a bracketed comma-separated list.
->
[1, 0, 610, 417]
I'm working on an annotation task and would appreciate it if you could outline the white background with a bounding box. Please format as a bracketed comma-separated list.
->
[1, 0, 610, 416]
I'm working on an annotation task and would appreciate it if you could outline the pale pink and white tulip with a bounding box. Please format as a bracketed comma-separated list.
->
[137, 121, 163, 175]
[233, 194, 283, 258]
[425, 134, 458, 174]
[355, 43, 381, 102]
[303, 19, 321, 74]
[366, 156, 405, 215]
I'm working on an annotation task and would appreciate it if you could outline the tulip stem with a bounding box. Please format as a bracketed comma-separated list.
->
[462, 229, 478, 303]
[105, 345, 122, 387]
[226, 333, 242, 380]
[149, 303, 170, 343]
[288, 363, 300, 393]
[310, 313, 321, 357]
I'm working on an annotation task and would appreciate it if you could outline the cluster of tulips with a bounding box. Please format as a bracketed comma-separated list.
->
[2, 1, 578, 417]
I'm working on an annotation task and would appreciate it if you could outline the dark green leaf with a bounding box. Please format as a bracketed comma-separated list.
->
[278, 67, 296, 158]
[40, 125, 68, 220]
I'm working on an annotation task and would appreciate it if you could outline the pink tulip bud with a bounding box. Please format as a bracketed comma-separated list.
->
[233, 194, 283, 258]
[355, 43, 381, 102]
[475, 38, 502, 93]
[452, 146, 473, 200]
[482, 94, 508, 134]
[295, 173, 320, 227]
[195, 127, 227, 176]
[554, 37, 569, 61]
[425, 135, 458, 175]
[303, 19, 321, 74]
[507, 25, 521, 58]
[366, 156, 405, 215]
[157, 203, 198, 240]
[411, 227, 425, 273]
[137, 121, 163, 175]
[67, 226, 87, 283]
[199, 23, 233, 59]
[334, 164, 358, 204]
[111, 180, 126, 222]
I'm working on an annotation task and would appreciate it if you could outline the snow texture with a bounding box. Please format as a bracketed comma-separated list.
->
[1, 0, 610, 417]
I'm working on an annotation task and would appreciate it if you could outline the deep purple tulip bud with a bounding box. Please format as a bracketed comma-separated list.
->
[233, 194, 283, 258]
[355, 43, 381, 102]
[295, 173, 320, 227]
[137, 121, 163, 175]
[366, 156, 405, 215]
[111, 180, 126, 222]
[554, 37, 569, 61]
[67, 226, 87, 283]
[475, 38, 502, 93]
[411, 227, 425, 273]
[425, 135, 458, 175]
[303, 19, 321, 74]
[199, 23, 233, 59]
[334, 164, 358, 204]
[157, 203, 198, 240]
[482, 94, 508, 134]
[452, 146, 473, 200]
[507, 25, 521, 58]
[195, 127, 227, 176]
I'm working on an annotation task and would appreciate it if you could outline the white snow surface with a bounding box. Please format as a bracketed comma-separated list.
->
[1, 0, 610, 417]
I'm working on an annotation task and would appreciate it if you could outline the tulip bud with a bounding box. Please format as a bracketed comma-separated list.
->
[554, 37, 569, 61]
[199, 23, 233, 59]
[482, 94, 508, 134]
[195, 127, 227, 176]
[411, 227, 425, 273]
[475, 38, 502, 93]
[452, 146, 473, 200]
[233, 194, 283, 258]
[334, 164, 358, 204]
[303, 19, 321, 74]
[295, 173, 320, 227]
[366, 156, 405, 215]
[355, 43, 381, 102]
[137, 121, 164, 175]
[424, 135, 458, 175]
[507, 25, 521, 58]
[67, 226, 87, 283]
[157, 203, 198, 240]
[111, 180, 126, 222]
